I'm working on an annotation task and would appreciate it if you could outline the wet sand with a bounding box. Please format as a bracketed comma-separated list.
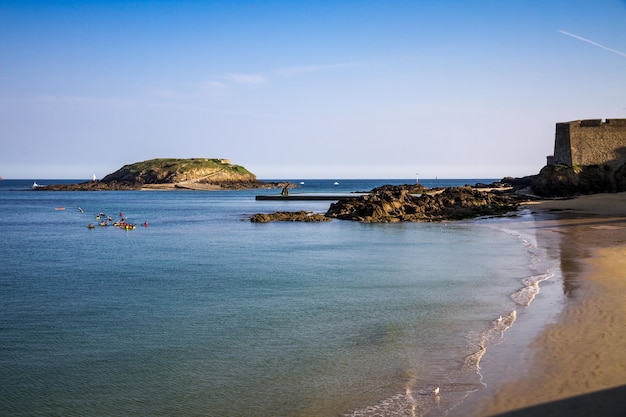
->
[458, 193, 626, 416]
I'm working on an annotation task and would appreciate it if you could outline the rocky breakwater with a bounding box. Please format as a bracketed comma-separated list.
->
[325, 186, 520, 222]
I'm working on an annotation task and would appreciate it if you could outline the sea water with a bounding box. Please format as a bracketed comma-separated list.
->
[0, 179, 558, 416]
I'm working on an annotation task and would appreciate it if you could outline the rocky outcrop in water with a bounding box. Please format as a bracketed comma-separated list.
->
[250, 211, 331, 223]
[325, 186, 519, 223]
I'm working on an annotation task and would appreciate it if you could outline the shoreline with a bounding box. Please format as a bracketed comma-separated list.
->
[453, 192, 626, 416]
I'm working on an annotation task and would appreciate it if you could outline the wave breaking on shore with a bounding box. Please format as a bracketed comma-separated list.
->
[343, 215, 557, 417]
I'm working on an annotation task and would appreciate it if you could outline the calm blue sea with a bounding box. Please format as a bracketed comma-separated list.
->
[0, 179, 555, 416]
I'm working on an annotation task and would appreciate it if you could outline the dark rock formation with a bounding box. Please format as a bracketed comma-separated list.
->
[250, 211, 331, 223]
[529, 164, 626, 197]
[502, 163, 626, 198]
[500, 176, 534, 189]
[325, 186, 519, 223]
[35, 180, 140, 191]
[475, 181, 508, 189]
[367, 183, 431, 194]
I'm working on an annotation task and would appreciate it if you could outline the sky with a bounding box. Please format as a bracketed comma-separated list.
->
[1, 0, 625, 180]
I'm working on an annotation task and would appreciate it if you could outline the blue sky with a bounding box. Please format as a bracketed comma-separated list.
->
[1, 0, 625, 179]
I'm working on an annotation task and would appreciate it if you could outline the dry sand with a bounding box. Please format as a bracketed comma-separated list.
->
[457, 193, 626, 416]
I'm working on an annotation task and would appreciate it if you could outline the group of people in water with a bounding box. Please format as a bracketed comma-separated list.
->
[86, 211, 148, 230]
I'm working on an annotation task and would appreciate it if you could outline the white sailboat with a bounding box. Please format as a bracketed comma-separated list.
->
[92, 174, 97, 181]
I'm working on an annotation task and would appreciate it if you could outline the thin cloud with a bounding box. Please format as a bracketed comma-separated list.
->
[559, 29, 626, 58]
[201, 80, 227, 89]
[23, 95, 141, 107]
[221, 73, 267, 85]
[152, 89, 189, 100]
[35, 95, 96, 103]
[275, 62, 359, 76]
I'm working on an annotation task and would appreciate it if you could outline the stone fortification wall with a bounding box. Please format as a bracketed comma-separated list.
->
[552, 119, 626, 167]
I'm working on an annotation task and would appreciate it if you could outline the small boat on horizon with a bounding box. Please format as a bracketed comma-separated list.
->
[32, 181, 40, 188]
[333, 181, 340, 186]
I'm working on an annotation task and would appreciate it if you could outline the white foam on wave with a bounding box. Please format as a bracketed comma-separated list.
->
[464, 309, 517, 372]
[511, 272, 554, 306]
[343, 382, 483, 417]
[492, 220, 556, 308]
[463, 219, 555, 380]
[344, 391, 428, 417]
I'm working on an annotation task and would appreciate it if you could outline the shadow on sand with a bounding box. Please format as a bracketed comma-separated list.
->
[490, 385, 626, 416]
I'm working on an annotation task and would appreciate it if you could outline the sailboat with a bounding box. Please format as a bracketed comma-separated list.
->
[92, 174, 97, 181]
[32, 181, 40, 188]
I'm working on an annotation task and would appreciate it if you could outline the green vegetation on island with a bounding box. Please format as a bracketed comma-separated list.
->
[101, 158, 256, 186]
[36, 158, 289, 191]
[116, 158, 251, 177]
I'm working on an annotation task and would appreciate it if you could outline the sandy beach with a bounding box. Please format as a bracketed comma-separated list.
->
[454, 193, 626, 416]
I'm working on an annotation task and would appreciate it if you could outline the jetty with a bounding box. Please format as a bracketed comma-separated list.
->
[255, 194, 362, 201]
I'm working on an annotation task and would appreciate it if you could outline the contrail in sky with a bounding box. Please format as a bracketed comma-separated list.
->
[559, 30, 626, 58]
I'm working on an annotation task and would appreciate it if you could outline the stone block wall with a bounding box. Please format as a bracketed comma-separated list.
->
[550, 119, 626, 167]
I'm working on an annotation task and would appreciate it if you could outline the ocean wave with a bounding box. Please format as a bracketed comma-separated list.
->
[511, 272, 554, 306]
[464, 310, 517, 371]
[344, 382, 484, 417]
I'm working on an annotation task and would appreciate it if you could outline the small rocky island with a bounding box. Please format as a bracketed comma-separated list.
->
[36, 158, 289, 191]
